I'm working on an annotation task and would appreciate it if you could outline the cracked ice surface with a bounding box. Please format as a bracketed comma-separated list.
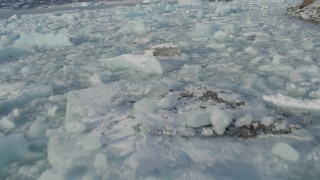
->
[1, 0, 320, 179]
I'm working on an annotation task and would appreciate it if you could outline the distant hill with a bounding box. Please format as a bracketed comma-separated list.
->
[0, 0, 98, 10]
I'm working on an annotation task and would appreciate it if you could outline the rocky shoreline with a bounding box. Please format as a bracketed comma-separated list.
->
[287, 0, 320, 23]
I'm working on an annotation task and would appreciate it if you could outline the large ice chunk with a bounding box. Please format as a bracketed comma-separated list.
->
[159, 95, 178, 109]
[0, 46, 33, 61]
[235, 114, 253, 127]
[215, 4, 242, 16]
[272, 142, 299, 161]
[188, 23, 220, 37]
[263, 94, 320, 111]
[144, 43, 181, 57]
[0, 134, 30, 169]
[210, 108, 232, 135]
[258, 64, 294, 77]
[39, 170, 62, 180]
[260, 116, 274, 127]
[178, 0, 201, 6]
[185, 113, 211, 128]
[0, 116, 16, 130]
[80, 132, 102, 151]
[120, 21, 148, 34]
[0, 83, 53, 113]
[66, 83, 121, 122]
[133, 98, 160, 114]
[100, 54, 165, 74]
[27, 121, 47, 139]
[14, 31, 72, 48]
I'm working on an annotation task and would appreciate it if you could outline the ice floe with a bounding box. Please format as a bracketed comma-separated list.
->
[272, 142, 300, 161]
[1, 0, 320, 179]
[263, 94, 320, 111]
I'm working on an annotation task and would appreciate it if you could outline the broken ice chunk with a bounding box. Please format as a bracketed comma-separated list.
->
[0, 116, 15, 130]
[260, 116, 274, 127]
[188, 22, 220, 37]
[201, 127, 214, 136]
[272, 142, 299, 161]
[27, 121, 47, 139]
[100, 54, 165, 74]
[65, 83, 121, 122]
[133, 98, 160, 114]
[159, 95, 178, 109]
[65, 122, 86, 133]
[81, 132, 101, 151]
[185, 113, 211, 128]
[94, 153, 107, 169]
[0, 83, 53, 114]
[14, 31, 72, 48]
[177, 127, 196, 137]
[235, 114, 253, 127]
[263, 94, 320, 111]
[210, 108, 232, 135]
[0, 134, 30, 169]
[145, 43, 181, 57]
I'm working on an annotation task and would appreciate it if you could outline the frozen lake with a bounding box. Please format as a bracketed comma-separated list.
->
[0, 0, 320, 179]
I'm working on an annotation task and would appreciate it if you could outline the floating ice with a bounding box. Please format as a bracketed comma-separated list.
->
[201, 127, 214, 136]
[188, 23, 220, 37]
[144, 80, 170, 97]
[80, 2, 90, 7]
[65, 122, 85, 133]
[179, 64, 202, 74]
[80, 132, 101, 151]
[47, 106, 58, 117]
[213, 30, 229, 41]
[244, 46, 259, 55]
[0, 116, 15, 130]
[145, 43, 181, 57]
[185, 113, 211, 128]
[309, 89, 320, 98]
[235, 114, 253, 127]
[260, 116, 274, 127]
[39, 170, 62, 180]
[159, 95, 178, 109]
[101, 54, 165, 74]
[0, 83, 53, 113]
[94, 153, 107, 169]
[0, 47, 33, 61]
[120, 21, 148, 34]
[178, 0, 201, 6]
[177, 127, 196, 137]
[89, 73, 102, 86]
[1, 0, 320, 179]
[65, 83, 121, 122]
[210, 107, 232, 135]
[263, 94, 320, 111]
[258, 64, 294, 77]
[133, 98, 160, 114]
[272, 142, 299, 161]
[207, 42, 226, 49]
[0, 134, 30, 169]
[9, 14, 18, 20]
[215, 4, 242, 16]
[14, 31, 72, 48]
[27, 121, 47, 139]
